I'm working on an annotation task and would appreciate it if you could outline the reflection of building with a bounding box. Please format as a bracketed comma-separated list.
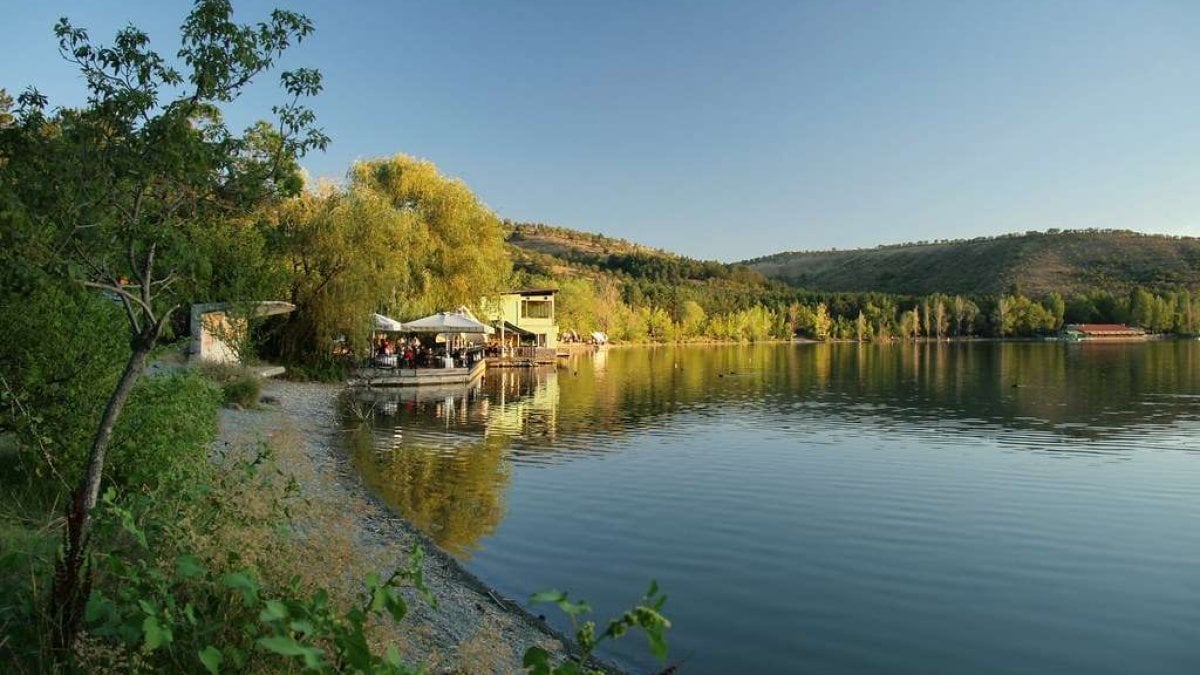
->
[1063, 324, 1147, 341]
[485, 368, 559, 441]
[486, 289, 559, 348]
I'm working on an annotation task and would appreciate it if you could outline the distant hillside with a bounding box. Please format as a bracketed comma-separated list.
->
[506, 221, 764, 286]
[503, 222, 787, 321]
[506, 222, 667, 260]
[741, 229, 1200, 296]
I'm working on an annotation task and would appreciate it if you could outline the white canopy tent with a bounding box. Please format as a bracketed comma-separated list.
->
[372, 313, 406, 332]
[399, 310, 492, 334]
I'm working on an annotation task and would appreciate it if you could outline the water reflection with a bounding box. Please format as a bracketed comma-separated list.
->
[343, 369, 562, 557]
[345, 342, 1200, 557]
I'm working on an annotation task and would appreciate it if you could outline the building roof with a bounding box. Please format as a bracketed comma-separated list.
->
[502, 288, 559, 297]
[494, 320, 535, 336]
[1065, 324, 1145, 334]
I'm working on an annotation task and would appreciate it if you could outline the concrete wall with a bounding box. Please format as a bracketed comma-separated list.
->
[190, 301, 295, 364]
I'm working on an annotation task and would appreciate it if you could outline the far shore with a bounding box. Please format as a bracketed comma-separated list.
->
[563, 333, 1175, 349]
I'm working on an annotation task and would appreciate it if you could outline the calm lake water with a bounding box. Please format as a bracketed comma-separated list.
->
[343, 342, 1200, 674]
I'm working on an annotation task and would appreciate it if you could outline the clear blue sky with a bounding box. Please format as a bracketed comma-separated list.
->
[3, 1, 1200, 260]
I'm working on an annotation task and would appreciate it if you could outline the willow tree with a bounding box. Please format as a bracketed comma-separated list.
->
[271, 186, 413, 360]
[350, 154, 511, 315]
[274, 155, 511, 362]
[0, 0, 326, 646]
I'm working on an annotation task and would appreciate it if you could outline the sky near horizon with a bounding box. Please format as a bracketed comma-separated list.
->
[2, 1, 1199, 261]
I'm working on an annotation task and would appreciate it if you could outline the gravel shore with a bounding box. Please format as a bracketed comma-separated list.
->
[216, 379, 576, 674]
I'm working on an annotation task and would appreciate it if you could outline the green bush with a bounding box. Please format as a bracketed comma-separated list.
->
[0, 282, 128, 489]
[196, 363, 263, 408]
[282, 359, 351, 383]
[107, 371, 222, 491]
[221, 376, 262, 408]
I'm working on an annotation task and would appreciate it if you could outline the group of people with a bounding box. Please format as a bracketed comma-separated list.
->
[373, 335, 482, 369]
[374, 336, 428, 369]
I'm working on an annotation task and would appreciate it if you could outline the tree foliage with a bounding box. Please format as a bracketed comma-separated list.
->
[0, 0, 327, 652]
[271, 155, 511, 362]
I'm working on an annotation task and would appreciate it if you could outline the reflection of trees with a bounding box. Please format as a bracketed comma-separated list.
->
[343, 342, 1200, 556]
[545, 342, 1200, 443]
[343, 413, 511, 559]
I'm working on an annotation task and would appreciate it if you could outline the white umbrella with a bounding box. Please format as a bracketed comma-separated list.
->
[454, 306, 495, 335]
[372, 313, 405, 331]
[399, 311, 490, 334]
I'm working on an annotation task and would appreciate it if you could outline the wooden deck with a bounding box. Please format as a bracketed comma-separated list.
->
[351, 359, 486, 387]
[485, 346, 558, 367]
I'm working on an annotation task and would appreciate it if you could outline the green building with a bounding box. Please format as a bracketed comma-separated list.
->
[485, 288, 559, 348]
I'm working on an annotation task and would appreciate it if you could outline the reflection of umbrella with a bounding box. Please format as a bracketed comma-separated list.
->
[400, 311, 491, 334]
[373, 313, 405, 331]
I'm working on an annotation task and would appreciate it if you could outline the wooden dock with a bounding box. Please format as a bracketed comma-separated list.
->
[485, 346, 558, 368]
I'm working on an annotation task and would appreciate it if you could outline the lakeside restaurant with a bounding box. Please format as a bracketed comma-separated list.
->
[355, 309, 490, 387]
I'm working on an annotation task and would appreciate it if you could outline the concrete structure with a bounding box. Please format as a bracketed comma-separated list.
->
[190, 301, 295, 364]
[1062, 323, 1148, 341]
[485, 289, 559, 348]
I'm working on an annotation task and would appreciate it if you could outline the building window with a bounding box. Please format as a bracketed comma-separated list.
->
[521, 299, 553, 319]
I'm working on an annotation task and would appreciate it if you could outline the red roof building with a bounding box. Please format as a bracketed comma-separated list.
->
[1063, 324, 1147, 340]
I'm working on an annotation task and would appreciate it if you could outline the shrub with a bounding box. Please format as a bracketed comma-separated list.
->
[0, 283, 128, 488]
[222, 376, 262, 408]
[281, 359, 352, 383]
[107, 371, 222, 491]
[196, 363, 263, 408]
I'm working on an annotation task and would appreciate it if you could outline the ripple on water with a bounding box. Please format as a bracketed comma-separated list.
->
[345, 343, 1200, 675]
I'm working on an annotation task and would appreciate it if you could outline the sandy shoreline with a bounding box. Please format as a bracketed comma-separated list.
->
[216, 378, 600, 674]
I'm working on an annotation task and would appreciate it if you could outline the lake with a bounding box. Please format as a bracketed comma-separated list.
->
[343, 342, 1200, 674]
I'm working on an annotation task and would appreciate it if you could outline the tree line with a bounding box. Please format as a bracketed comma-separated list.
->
[515, 247, 1200, 341]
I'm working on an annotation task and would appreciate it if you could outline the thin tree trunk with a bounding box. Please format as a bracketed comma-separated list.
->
[53, 314, 169, 652]
[79, 340, 152, 521]
[52, 334, 150, 653]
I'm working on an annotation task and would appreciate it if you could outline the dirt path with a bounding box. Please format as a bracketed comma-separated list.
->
[216, 379, 575, 674]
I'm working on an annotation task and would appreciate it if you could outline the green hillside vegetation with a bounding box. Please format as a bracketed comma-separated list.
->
[510, 223, 1200, 340]
[507, 222, 799, 342]
[742, 229, 1200, 297]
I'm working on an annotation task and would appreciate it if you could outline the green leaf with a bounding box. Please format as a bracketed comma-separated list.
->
[530, 590, 566, 604]
[259, 599, 288, 622]
[381, 587, 407, 622]
[645, 628, 668, 661]
[199, 645, 223, 675]
[143, 615, 172, 650]
[523, 645, 551, 674]
[385, 644, 402, 667]
[258, 635, 317, 659]
[84, 592, 114, 624]
[222, 571, 259, 603]
[176, 554, 206, 579]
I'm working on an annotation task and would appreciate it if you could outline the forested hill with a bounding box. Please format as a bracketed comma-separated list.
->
[506, 221, 768, 288]
[740, 229, 1200, 296]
